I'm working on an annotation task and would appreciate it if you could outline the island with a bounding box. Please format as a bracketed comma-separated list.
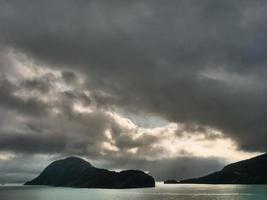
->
[164, 180, 179, 184]
[25, 157, 155, 188]
[180, 153, 267, 184]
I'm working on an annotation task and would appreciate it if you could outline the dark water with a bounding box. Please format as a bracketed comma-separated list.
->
[1, 183, 267, 200]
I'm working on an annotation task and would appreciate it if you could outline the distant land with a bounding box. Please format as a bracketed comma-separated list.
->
[164, 180, 179, 184]
[178, 153, 267, 184]
[25, 157, 155, 189]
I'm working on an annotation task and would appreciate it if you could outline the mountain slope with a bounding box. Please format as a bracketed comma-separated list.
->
[25, 157, 155, 188]
[180, 153, 267, 184]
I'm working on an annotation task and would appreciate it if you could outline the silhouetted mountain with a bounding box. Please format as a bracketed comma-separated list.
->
[25, 157, 155, 188]
[180, 153, 267, 184]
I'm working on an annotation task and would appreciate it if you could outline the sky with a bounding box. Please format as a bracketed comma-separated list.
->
[0, 0, 266, 182]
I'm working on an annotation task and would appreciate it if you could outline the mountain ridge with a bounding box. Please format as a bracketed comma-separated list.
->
[180, 153, 267, 184]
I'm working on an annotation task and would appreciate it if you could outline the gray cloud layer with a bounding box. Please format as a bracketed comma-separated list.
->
[1, 0, 267, 151]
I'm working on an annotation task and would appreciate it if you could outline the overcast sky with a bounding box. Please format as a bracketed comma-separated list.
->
[0, 0, 266, 182]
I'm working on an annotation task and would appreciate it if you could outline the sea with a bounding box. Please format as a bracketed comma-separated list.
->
[1, 182, 267, 200]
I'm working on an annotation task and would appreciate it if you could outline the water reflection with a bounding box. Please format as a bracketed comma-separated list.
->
[1, 183, 267, 200]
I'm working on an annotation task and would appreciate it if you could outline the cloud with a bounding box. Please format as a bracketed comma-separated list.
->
[0, 0, 267, 152]
[0, 78, 49, 116]
[0, 61, 254, 152]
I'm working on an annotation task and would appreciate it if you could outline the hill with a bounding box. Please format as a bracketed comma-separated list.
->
[25, 157, 155, 188]
[180, 153, 267, 184]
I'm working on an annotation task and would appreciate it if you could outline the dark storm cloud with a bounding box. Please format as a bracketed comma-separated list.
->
[0, 132, 67, 154]
[0, 78, 49, 116]
[0, 72, 164, 157]
[22, 76, 52, 93]
[61, 71, 78, 84]
[0, 0, 266, 151]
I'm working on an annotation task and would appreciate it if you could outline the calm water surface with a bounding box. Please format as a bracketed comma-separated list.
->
[1, 183, 267, 200]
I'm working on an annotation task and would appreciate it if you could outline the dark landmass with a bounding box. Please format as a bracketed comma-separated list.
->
[180, 153, 267, 184]
[25, 157, 155, 188]
[164, 180, 179, 184]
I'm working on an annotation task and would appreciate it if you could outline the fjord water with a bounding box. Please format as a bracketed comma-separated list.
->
[1, 183, 267, 200]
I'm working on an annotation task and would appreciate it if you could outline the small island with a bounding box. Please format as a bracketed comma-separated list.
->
[25, 157, 155, 189]
[164, 180, 179, 184]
